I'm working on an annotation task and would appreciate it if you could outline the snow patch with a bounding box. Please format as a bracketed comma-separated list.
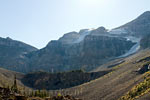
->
[109, 28, 127, 35]
[73, 29, 92, 43]
[125, 36, 141, 42]
[118, 36, 141, 58]
[119, 42, 140, 58]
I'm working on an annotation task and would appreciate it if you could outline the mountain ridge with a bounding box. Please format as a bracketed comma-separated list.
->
[114, 11, 150, 37]
[0, 37, 38, 72]
[0, 11, 150, 73]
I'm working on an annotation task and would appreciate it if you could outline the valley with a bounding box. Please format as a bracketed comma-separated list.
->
[0, 11, 150, 100]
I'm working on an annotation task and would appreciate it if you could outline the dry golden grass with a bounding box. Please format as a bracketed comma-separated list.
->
[0, 68, 32, 91]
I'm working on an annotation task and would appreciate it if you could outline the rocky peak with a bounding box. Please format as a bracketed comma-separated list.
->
[138, 11, 150, 19]
[129, 11, 150, 25]
[96, 26, 107, 32]
[58, 31, 80, 44]
[115, 11, 150, 37]
[6, 37, 12, 40]
[90, 26, 108, 35]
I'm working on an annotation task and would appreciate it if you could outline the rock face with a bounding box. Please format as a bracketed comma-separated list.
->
[140, 34, 150, 49]
[27, 35, 134, 72]
[0, 37, 37, 72]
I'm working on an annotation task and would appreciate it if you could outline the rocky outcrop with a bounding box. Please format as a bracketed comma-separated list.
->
[137, 63, 150, 74]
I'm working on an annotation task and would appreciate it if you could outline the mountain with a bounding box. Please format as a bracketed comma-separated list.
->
[27, 32, 134, 72]
[111, 11, 150, 37]
[26, 11, 150, 73]
[0, 37, 37, 72]
[0, 11, 150, 73]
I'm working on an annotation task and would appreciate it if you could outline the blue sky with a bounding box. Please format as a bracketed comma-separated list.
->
[0, 0, 150, 48]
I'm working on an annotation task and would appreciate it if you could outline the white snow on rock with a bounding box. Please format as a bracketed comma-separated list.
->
[119, 36, 141, 58]
[59, 26, 141, 58]
[59, 29, 94, 44]
[109, 28, 128, 35]
[125, 36, 141, 42]
[119, 42, 140, 58]
[73, 29, 92, 43]
[109, 27, 141, 58]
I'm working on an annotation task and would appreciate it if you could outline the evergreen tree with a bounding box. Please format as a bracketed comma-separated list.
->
[11, 74, 18, 93]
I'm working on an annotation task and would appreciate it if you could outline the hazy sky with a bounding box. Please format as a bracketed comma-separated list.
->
[0, 0, 150, 48]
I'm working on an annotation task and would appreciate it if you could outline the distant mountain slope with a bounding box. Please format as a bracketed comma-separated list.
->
[0, 37, 37, 73]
